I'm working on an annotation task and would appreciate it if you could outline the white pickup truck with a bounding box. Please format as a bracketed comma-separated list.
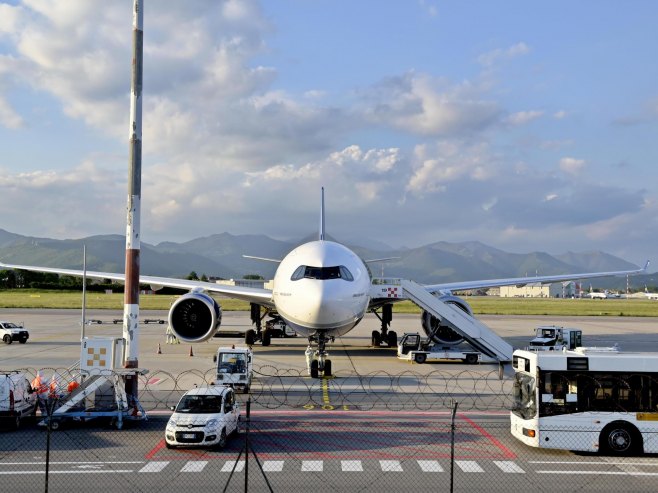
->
[0, 321, 29, 344]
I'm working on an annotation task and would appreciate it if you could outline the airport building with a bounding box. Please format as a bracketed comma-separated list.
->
[499, 281, 578, 298]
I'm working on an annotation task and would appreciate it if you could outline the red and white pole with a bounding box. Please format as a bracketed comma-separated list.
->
[123, 0, 143, 403]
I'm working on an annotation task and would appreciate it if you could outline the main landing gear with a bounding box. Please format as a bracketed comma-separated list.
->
[371, 304, 398, 348]
[306, 332, 335, 378]
[244, 303, 272, 347]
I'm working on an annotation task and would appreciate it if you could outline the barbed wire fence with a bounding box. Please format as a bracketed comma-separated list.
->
[2, 366, 658, 492]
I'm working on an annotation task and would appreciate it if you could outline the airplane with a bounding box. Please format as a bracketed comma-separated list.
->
[645, 287, 658, 300]
[0, 189, 650, 378]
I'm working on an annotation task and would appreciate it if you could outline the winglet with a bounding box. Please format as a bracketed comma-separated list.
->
[319, 187, 325, 241]
[642, 260, 650, 272]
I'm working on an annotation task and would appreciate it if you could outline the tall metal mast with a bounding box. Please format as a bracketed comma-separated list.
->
[123, 0, 143, 389]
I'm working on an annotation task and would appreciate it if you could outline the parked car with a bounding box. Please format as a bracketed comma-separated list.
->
[0, 372, 37, 430]
[0, 321, 29, 344]
[165, 385, 240, 449]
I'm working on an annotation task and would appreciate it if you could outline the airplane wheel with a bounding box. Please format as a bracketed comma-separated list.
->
[371, 331, 381, 347]
[245, 329, 255, 345]
[310, 360, 319, 379]
[324, 360, 332, 377]
[262, 329, 271, 347]
[387, 331, 398, 347]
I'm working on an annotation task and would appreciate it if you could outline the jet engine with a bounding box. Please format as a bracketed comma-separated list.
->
[420, 294, 473, 346]
[168, 291, 222, 342]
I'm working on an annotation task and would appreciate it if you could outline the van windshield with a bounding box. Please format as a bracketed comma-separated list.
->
[175, 395, 222, 414]
[218, 353, 247, 374]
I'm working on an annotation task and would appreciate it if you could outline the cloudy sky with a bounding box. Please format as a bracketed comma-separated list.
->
[0, 0, 656, 265]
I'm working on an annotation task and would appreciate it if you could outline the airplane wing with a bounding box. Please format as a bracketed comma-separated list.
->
[421, 261, 650, 294]
[0, 261, 274, 307]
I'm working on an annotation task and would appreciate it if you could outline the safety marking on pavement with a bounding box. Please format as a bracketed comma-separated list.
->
[380, 460, 403, 472]
[417, 460, 444, 472]
[221, 460, 245, 472]
[139, 461, 169, 473]
[494, 461, 525, 473]
[301, 460, 323, 472]
[341, 460, 363, 472]
[455, 460, 484, 473]
[321, 378, 330, 406]
[181, 461, 208, 473]
[262, 461, 284, 472]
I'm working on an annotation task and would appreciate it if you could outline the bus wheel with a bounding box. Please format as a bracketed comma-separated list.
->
[601, 422, 640, 455]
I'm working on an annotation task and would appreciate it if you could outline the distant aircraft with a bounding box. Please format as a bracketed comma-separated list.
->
[587, 291, 609, 299]
[645, 287, 658, 300]
[0, 191, 649, 377]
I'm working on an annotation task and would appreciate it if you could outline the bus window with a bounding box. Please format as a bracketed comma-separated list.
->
[512, 373, 536, 420]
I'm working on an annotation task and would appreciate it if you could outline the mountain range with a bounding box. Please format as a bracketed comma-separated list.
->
[0, 228, 650, 290]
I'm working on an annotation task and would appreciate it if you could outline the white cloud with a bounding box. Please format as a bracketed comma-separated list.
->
[0, 97, 24, 129]
[477, 42, 530, 67]
[505, 110, 543, 126]
[553, 110, 568, 119]
[362, 73, 501, 136]
[559, 157, 586, 175]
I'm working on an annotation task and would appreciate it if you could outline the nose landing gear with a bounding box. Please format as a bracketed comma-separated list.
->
[306, 332, 335, 378]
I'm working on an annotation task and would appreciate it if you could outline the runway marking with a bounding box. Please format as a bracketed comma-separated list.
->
[460, 416, 517, 459]
[321, 378, 330, 406]
[537, 470, 658, 476]
[301, 460, 323, 472]
[181, 461, 208, 472]
[455, 460, 484, 473]
[380, 460, 403, 472]
[341, 460, 363, 472]
[417, 460, 444, 472]
[221, 460, 245, 472]
[262, 461, 284, 472]
[494, 461, 525, 473]
[139, 461, 169, 473]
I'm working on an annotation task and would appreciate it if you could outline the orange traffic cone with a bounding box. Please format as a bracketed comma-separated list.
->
[156, 343, 162, 354]
[189, 345, 194, 357]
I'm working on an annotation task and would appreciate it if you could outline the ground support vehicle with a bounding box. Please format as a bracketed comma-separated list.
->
[397, 332, 494, 364]
[0, 321, 29, 344]
[511, 347, 658, 455]
[0, 372, 37, 430]
[265, 318, 297, 337]
[527, 325, 582, 351]
[213, 347, 253, 393]
[165, 385, 240, 449]
[38, 369, 148, 430]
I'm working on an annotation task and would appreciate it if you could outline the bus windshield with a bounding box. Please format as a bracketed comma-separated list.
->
[512, 373, 537, 420]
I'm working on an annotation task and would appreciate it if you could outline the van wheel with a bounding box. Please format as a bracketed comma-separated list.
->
[217, 428, 227, 449]
[19, 338, 27, 344]
[3, 335, 12, 344]
[600, 422, 641, 455]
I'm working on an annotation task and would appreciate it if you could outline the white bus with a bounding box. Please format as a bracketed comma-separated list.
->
[510, 348, 658, 455]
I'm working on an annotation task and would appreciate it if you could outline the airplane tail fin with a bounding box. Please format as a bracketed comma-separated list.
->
[319, 187, 325, 241]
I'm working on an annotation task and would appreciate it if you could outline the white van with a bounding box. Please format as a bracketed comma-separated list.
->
[165, 385, 240, 449]
[0, 372, 37, 430]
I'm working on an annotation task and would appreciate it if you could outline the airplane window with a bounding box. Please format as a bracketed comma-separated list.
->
[290, 265, 353, 281]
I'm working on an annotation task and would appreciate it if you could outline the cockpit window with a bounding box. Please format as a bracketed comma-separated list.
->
[291, 265, 354, 281]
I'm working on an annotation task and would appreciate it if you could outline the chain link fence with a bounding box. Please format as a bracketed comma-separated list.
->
[1, 366, 657, 492]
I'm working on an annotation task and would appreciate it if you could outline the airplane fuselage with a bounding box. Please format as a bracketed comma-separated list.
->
[272, 240, 372, 338]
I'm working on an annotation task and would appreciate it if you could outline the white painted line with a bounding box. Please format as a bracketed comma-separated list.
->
[181, 461, 208, 473]
[262, 461, 284, 472]
[417, 460, 444, 472]
[380, 460, 403, 472]
[455, 460, 484, 473]
[537, 470, 658, 476]
[221, 460, 245, 472]
[302, 461, 323, 472]
[494, 461, 525, 473]
[341, 460, 363, 472]
[139, 461, 169, 473]
[0, 471, 134, 475]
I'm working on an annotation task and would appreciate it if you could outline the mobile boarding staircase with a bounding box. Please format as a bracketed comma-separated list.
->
[399, 280, 513, 362]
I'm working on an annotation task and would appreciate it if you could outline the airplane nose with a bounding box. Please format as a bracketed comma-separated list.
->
[291, 280, 361, 327]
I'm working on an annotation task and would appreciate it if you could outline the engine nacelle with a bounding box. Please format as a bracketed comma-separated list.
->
[168, 291, 222, 343]
[420, 294, 473, 346]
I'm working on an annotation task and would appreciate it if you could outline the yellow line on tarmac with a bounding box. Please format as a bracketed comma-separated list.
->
[321, 377, 330, 406]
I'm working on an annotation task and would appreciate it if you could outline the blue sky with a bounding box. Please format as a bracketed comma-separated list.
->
[0, 0, 656, 266]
